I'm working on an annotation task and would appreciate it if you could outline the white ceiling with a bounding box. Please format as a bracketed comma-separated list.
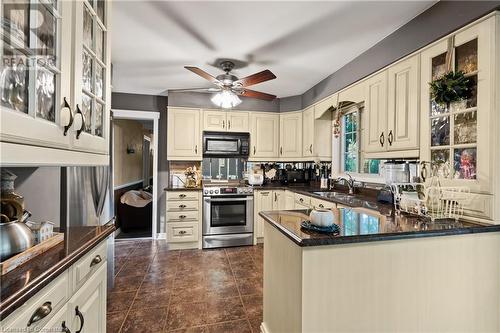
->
[111, 1, 436, 98]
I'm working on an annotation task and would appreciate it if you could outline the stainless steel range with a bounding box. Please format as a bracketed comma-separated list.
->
[202, 185, 254, 249]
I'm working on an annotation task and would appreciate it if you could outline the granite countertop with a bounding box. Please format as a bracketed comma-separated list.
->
[164, 187, 202, 191]
[0, 223, 115, 320]
[260, 209, 500, 247]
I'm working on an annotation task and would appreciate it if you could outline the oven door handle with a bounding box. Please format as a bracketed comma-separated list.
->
[204, 197, 253, 202]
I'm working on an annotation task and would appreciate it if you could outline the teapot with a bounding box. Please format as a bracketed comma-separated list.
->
[1, 169, 24, 221]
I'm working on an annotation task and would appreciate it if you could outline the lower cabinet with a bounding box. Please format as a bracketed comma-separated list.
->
[284, 191, 295, 210]
[68, 264, 107, 333]
[165, 190, 202, 249]
[1, 238, 109, 332]
[254, 190, 274, 241]
[272, 190, 286, 210]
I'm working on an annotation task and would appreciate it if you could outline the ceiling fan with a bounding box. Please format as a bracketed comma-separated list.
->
[175, 60, 277, 108]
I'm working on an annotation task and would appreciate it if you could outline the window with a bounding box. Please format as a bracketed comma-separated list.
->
[340, 108, 380, 175]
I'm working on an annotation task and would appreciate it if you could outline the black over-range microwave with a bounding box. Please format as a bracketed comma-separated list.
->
[202, 131, 250, 157]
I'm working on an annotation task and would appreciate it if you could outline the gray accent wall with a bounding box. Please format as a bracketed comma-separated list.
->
[111, 92, 168, 234]
[298, 1, 500, 109]
[168, 91, 279, 112]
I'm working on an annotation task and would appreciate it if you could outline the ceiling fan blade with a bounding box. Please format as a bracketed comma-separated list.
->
[184, 66, 222, 86]
[233, 69, 276, 87]
[238, 89, 276, 101]
[169, 87, 221, 93]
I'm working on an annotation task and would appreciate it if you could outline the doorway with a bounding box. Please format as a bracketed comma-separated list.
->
[111, 110, 159, 239]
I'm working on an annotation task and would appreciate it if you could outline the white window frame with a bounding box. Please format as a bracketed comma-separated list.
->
[332, 104, 385, 184]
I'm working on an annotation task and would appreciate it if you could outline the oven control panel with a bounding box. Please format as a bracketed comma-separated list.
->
[203, 187, 253, 196]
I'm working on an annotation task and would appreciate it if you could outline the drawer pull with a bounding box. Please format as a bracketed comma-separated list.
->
[179, 204, 187, 209]
[75, 306, 84, 333]
[27, 301, 52, 326]
[179, 194, 187, 198]
[319, 204, 324, 208]
[62, 321, 71, 333]
[179, 230, 187, 235]
[179, 215, 186, 219]
[299, 198, 304, 202]
[90, 255, 102, 267]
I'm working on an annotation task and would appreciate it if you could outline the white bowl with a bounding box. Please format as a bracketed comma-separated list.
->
[309, 209, 334, 227]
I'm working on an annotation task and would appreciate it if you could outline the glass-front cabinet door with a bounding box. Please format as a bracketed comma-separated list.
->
[1, 0, 73, 149]
[70, 0, 110, 154]
[420, 17, 495, 219]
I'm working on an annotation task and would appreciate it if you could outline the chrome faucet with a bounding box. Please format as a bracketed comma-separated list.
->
[336, 173, 356, 195]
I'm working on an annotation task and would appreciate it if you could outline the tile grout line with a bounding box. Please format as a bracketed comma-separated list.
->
[226, 248, 254, 332]
[116, 243, 159, 333]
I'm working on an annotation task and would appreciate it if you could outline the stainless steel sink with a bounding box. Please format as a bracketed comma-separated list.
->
[313, 191, 363, 206]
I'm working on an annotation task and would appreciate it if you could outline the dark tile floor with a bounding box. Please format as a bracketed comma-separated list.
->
[108, 240, 263, 333]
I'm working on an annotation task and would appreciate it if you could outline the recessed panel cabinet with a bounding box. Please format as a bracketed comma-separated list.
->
[279, 112, 303, 159]
[364, 55, 419, 157]
[250, 112, 279, 159]
[364, 71, 388, 153]
[254, 190, 274, 240]
[202, 110, 249, 132]
[167, 107, 202, 160]
[302, 107, 315, 158]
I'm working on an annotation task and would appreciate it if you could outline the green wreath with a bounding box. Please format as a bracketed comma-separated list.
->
[429, 71, 470, 107]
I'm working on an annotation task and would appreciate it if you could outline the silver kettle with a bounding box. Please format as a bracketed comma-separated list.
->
[0, 210, 35, 261]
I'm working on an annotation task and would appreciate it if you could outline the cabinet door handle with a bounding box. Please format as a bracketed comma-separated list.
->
[27, 301, 52, 326]
[309, 144, 313, 153]
[75, 306, 84, 333]
[222, 120, 225, 129]
[179, 204, 186, 209]
[62, 321, 71, 333]
[280, 147, 283, 155]
[253, 146, 256, 155]
[195, 145, 198, 154]
[90, 254, 102, 267]
[274, 193, 277, 202]
[74, 105, 85, 139]
[388, 130, 393, 146]
[379, 132, 385, 147]
[228, 120, 231, 129]
[61, 97, 74, 136]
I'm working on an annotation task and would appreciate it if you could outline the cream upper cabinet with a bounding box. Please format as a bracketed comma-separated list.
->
[255, 190, 273, 239]
[364, 71, 388, 153]
[279, 112, 303, 158]
[250, 112, 279, 159]
[420, 17, 495, 197]
[339, 82, 364, 104]
[1, 1, 73, 150]
[227, 111, 249, 132]
[302, 107, 315, 157]
[203, 110, 227, 131]
[70, 0, 112, 155]
[203, 110, 249, 132]
[387, 55, 420, 152]
[167, 107, 202, 160]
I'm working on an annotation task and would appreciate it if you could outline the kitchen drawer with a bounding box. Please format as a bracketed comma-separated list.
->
[2, 271, 69, 330]
[295, 193, 311, 206]
[167, 199, 199, 212]
[70, 240, 107, 293]
[166, 191, 200, 201]
[310, 197, 336, 210]
[167, 210, 199, 222]
[167, 222, 199, 243]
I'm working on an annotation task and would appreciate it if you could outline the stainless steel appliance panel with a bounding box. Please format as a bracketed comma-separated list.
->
[203, 196, 253, 235]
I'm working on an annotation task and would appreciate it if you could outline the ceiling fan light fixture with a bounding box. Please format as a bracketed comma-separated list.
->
[211, 90, 242, 109]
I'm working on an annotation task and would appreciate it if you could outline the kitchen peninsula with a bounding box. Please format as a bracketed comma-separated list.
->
[260, 208, 500, 333]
